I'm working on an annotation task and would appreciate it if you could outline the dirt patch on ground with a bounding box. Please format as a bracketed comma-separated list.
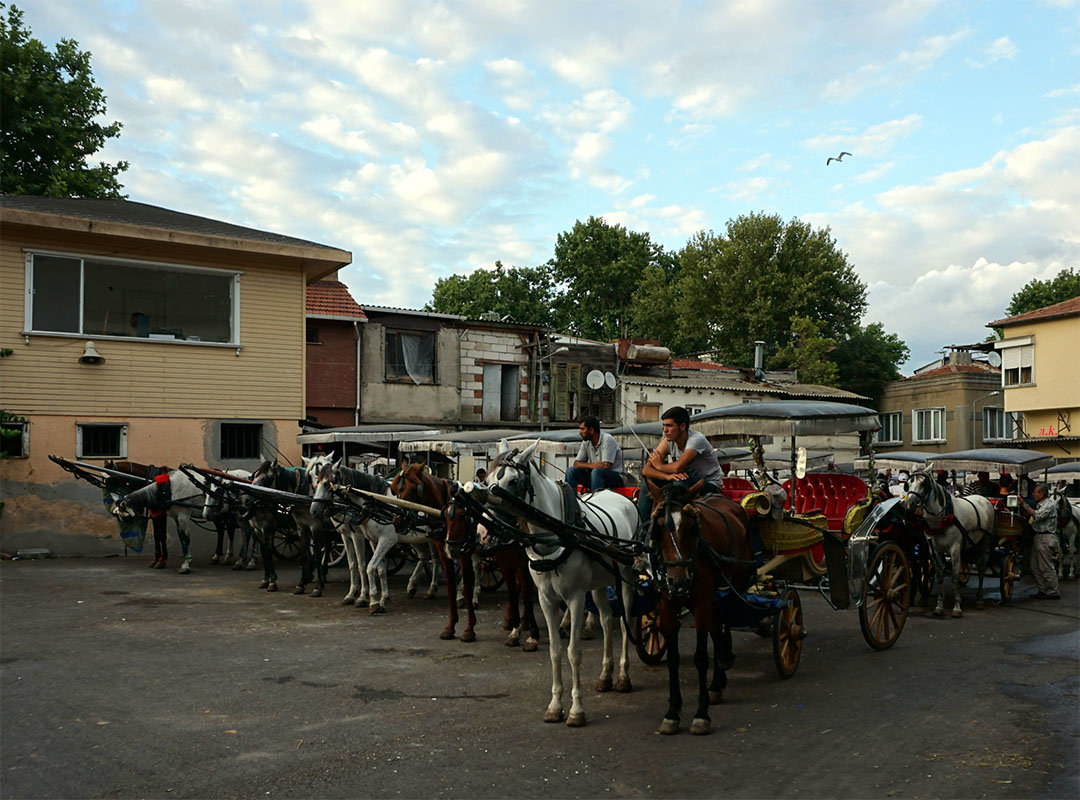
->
[1, 493, 115, 538]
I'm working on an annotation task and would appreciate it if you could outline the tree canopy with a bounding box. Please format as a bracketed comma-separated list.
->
[427, 261, 555, 325]
[1004, 267, 1079, 318]
[0, 3, 127, 197]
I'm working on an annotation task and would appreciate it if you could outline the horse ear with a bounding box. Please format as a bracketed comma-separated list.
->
[687, 479, 705, 499]
[497, 438, 509, 455]
[330, 453, 340, 466]
[415, 455, 428, 469]
[520, 440, 540, 462]
[645, 479, 662, 502]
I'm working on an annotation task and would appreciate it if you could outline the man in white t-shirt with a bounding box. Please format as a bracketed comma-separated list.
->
[565, 415, 624, 491]
[638, 405, 722, 522]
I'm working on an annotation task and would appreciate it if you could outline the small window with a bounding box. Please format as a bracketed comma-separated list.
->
[386, 330, 436, 384]
[220, 423, 262, 460]
[984, 407, 1020, 442]
[874, 411, 903, 445]
[77, 423, 127, 458]
[636, 402, 661, 423]
[912, 408, 945, 443]
[306, 324, 320, 344]
[1, 420, 29, 458]
[1001, 344, 1034, 387]
[686, 405, 706, 416]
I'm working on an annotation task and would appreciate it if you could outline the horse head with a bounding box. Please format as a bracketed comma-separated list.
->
[390, 458, 447, 533]
[646, 478, 706, 599]
[488, 441, 539, 501]
[309, 460, 341, 521]
[903, 470, 942, 514]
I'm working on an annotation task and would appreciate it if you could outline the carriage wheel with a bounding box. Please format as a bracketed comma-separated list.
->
[957, 560, 971, 587]
[859, 541, 911, 651]
[635, 609, 667, 665]
[478, 556, 504, 593]
[272, 528, 303, 561]
[772, 588, 804, 679]
[999, 553, 1017, 603]
[385, 544, 412, 575]
[325, 530, 346, 568]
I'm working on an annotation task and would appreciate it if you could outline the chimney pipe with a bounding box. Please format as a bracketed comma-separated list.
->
[753, 340, 765, 379]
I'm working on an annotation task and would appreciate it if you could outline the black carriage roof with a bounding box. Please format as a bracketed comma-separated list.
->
[853, 451, 938, 471]
[691, 401, 881, 437]
[930, 448, 1057, 474]
[1047, 461, 1080, 476]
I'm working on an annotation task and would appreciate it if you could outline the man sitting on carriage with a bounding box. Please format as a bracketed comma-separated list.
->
[637, 405, 724, 524]
[565, 415, 625, 491]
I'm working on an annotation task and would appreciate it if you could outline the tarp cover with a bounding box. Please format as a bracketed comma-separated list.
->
[298, 424, 441, 445]
[853, 451, 938, 471]
[930, 448, 1057, 474]
[399, 428, 524, 456]
[691, 401, 882, 437]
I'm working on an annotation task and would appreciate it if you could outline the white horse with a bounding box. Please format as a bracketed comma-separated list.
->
[1050, 487, 1080, 580]
[309, 458, 438, 613]
[111, 468, 206, 574]
[200, 469, 259, 570]
[480, 440, 639, 727]
[904, 471, 995, 617]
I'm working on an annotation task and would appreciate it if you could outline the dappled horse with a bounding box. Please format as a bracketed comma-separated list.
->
[905, 471, 995, 617]
[108, 462, 206, 574]
[647, 480, 754, 735]
[443, 488, 540, 650]
[1051, 487, 1080, 580]
[199, 469, 260, 570]
[248, 459, 330, 595]
[484, 440, 638, 727]
[309, 459, 438, 613]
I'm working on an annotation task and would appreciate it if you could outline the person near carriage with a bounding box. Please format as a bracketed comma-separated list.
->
[637, 405, 723, 524]
[1019, 483, 1061, 600]
[565, 415, 624, 491]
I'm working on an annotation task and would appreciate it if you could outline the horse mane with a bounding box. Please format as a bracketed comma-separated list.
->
[488, 448, 519, 471]
[331, 463, 387, 494]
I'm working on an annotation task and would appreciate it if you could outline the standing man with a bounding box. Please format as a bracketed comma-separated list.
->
[565, 415, 624, 491]
[1019, 483, 1061, 600]
[638, 406, 723, 522]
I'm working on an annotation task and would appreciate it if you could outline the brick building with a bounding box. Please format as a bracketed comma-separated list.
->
[305, 277, 366, 427]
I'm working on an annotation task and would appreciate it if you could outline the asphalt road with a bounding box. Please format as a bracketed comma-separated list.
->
[1, 554, 1077, 800]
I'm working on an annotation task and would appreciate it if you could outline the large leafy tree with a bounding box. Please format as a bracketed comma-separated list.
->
[548, 216, 675, 341]
[0, 4, 127, 197]
[676, 213, 867, 366]
[426, 261, 555, 325]
[770, 316, 840, 386]
[832, 323, 910, 402]
[1004, 267, 1079, 317]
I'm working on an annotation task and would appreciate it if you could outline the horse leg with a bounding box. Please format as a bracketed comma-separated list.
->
[294, 524, 313, 594]
[367, 535, 395, 614]
[591, 589, 615, 693]
[405, 545, 426, 598]
[353, 529, 370, 607]
[309, 524, 326, 598]
[932, 539, 947, 616]
[948, 539, 964, 618]
[657, 602, 681, 735]
[974, 538, 988, 610]
[460, 555, 477, 642]
[500, 554, 522, 647]
[438, 547, 459, 640]
[212, 519, 225, 564]
[690, 623, 712, 735]
[537, 584, 566, 724]
[565, 591, 588, 727]
[424, 542, 440, 600]
[341, 527, 359, 605]
[582, 610, 597, 641]
[615, 579, 634, 692]
[521, 563, 540, 651]
[151, 514, 167, 568]
[175, 514, 192, 574]
[709, 623, 732, 703]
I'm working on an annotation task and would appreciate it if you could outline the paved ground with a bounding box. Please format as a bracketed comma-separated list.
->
[1, 553, 1077, 799]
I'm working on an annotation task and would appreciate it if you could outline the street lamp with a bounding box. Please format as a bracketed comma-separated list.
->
[971, 390, 1001, 449]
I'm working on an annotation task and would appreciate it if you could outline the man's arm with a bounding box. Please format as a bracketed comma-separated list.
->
[641, 440, 672, 480]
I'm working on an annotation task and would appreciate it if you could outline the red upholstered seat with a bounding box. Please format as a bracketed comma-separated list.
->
[778, 473, 869, 532]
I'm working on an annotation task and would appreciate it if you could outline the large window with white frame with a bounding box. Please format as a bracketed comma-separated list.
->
[76, 423, 128, 459]
[25, 251, 239, 344]
[912, 407, 945, 443]
[1001, 344, 1034, 387]
[874, 411, 903, 445]
[983, 407, 1020, 442]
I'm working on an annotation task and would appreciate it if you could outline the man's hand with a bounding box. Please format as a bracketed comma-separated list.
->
[647, 450, 664, 468]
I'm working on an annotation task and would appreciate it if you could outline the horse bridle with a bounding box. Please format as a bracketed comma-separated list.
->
[492, 450, 535, 503]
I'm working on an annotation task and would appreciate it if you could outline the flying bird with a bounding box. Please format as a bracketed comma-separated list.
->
[826, 151, 853, 165]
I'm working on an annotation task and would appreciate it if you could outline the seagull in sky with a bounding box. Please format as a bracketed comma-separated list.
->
[826, 151, 853, 165]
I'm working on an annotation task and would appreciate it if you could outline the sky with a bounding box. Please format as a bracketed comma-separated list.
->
[21, 0, 1080, 371]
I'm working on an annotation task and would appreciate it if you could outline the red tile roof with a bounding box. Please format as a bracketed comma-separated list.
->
[987, 295, 1080, 328]
[306, 281, 365, 319]
[908, 362, 999, 380]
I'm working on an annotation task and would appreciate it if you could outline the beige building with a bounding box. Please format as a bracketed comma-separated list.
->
[876, 353, 1005, 454]
[988, 296, 1080, 459]
[0, 196, 350, 544]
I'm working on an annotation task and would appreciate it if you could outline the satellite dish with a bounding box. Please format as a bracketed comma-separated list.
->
[604, 371, 617, 390]
[586, 369, 605, 390]
[795, 446, 808, 480]
[987, 351, 1001, 367]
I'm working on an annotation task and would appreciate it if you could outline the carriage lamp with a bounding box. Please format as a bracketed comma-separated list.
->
[79, 341, 105, 365]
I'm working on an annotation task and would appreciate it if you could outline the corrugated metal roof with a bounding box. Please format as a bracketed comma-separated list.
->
[619, 372, 865, 399]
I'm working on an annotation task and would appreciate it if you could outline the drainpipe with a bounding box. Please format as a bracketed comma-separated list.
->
[354, 320, 362, 426]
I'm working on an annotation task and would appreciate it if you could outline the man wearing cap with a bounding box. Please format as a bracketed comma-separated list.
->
[1019, 483, 1061, 600]
[565, 415, 624, 491]
[638, 405, 723, 523]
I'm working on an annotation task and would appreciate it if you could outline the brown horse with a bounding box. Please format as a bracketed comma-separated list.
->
[646, 479, 754, 736]
[391, 461, 479, 641]
[443, 489, 541, 651]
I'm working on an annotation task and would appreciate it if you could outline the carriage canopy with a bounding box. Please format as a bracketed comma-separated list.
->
[691, 400, 882, 438]
[930, 448, 1057, 475]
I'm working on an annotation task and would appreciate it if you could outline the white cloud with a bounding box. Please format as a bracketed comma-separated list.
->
[1045, 82, 1080, 98]
[852, 161, 895, 183]
[802, 114, 923, 158]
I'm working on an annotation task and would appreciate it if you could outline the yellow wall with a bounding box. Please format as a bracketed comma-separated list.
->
[1001, 315, 1080, 413]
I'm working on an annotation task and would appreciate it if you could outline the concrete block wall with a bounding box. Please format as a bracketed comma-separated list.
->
[459, 328, 531, 422]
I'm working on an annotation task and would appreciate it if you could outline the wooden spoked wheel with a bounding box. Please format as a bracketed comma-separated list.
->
[999, 553, 1017, 602]
[635, 609, 667, 665]
[859, 541, 911, 651]
[324, 530, 346, 567]
[772, 588, 804, 679]
[272, 527, 303, 561]
[478, 556, 504, 592]
[804, 544, 828, 576]
[385, 543, 412, 575]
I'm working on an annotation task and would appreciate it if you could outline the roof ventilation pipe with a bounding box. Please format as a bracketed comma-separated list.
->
[753, 340, 765, 380]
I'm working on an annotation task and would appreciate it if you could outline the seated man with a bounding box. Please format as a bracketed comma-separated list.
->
[565, 415, 624, 491]
[637, 405, 724, 523]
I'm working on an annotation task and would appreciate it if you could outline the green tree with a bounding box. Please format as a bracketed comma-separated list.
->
[1, 3, 127, 197]
[426, 261, 555, 325]
[831, 323, 910, 402]
[1004, 268, 1079, 318]
[770, 316, 840, 386]
[675, 213, 867, 366]
[547, 216, 674, 341]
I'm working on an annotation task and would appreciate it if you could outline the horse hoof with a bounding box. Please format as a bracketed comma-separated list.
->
[975, 600, 985, 610]
[440, 629, 456, 640]
[210, 555, 220, 564]
[245, 561, 256, 571]
[293, 585, 305, 595]
[178, 562, 191, 575]
[502, 620, 513, 631]
[566, 712, 586, 728]
[424, 590, 437, 600]
[407, 588, 417, 599]
[689, 718, 712, 736]
[311, 588, 323, 598]
[457, 597, 467, 609]
[952, 608, 963, 618]
[461, 630, 477, 643]
[709, 690, 724, 704]
[355, 599, 369, 608]
[657, 718, 679, 735]
[523, 639, 539, 652]
[543, 709, 564, 724]
[342, 596, 355, 605]
[267, 583, 277, 593]
[370, 604, 387, 615]
[505, 636, 520, 648]
[581, 628, 595, 641]
[258, 579, 269, 589]
[232, 562, 244, 571]
[153, 561, 166, 570]
[595, 677, 613, 693]
[615, 678, 632, 693]
[933, 607, 944, 617]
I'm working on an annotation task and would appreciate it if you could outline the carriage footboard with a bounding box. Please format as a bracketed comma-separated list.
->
[823, 531, 851, 609]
